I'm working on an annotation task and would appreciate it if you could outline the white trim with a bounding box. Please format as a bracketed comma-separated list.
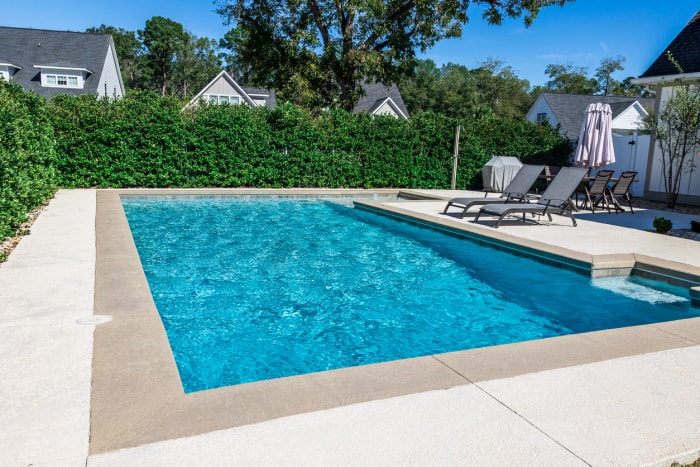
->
[633, 72, 700, 85]
[0, 62, 21, 70]
[33, 65, 93, 74]
[183, 70, 258, 110]
[371, 97, 407, 119]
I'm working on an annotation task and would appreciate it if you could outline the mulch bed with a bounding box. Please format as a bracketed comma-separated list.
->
[0, 205, 46, 262]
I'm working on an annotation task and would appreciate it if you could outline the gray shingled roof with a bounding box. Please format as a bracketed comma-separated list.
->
[539, 93, 654, 137]
[241, 85, 277, 109]
[353, 81, 409, 118]
[640, 11, 700, 78]
[0, 26, 112, 98]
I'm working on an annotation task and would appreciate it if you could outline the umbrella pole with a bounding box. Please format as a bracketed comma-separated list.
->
[451, 125, 460, 190]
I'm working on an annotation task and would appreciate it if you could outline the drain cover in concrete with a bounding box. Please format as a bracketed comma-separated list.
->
[76, 315, 113, 325]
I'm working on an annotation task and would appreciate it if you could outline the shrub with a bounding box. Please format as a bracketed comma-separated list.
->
[653, 217, 673, 234]
[0, 80, 57, 239]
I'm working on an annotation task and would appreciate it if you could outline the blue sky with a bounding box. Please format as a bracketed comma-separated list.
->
[3, 0, 698, 87]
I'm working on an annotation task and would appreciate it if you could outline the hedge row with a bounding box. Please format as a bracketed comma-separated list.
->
[0, 81, 57, 240]
[1, 84, 571, 244]
[48, 90, 572, 189]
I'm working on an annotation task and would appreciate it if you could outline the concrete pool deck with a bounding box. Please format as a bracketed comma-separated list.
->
[2, 188, 700, 466]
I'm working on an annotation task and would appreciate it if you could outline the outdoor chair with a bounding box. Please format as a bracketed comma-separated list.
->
[543, 165, 561, 186]
[577, 169, 614, 212]
[472, 167, 588, 228]
[607, 171, 638, 213]
[442, 164, 544, 218]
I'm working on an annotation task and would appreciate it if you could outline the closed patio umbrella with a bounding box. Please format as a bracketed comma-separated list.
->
[574, 103, 615, 168]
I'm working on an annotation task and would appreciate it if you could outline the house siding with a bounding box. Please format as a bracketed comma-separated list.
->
[644, 83, 700, 203]
[96, 48, 123, 98]
[373, 101, 399, 117]
[525, 96, 559, 128]
[207, 78, 243, 98]
[611, 105, 646, 134]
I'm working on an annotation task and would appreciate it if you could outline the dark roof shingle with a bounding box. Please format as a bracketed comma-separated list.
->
[0, 26, 112, 98]
[353, 81, 409, 118]
[539, 93, 654, 137]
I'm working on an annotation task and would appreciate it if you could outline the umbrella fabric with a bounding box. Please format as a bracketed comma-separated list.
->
[574, 103, 615, 168]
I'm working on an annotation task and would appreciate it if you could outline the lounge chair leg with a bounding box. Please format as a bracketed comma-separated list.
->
[494, 215, 504, 228]
[473, 211, 481, 223]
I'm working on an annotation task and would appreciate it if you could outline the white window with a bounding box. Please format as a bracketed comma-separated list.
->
[536, 113, 548, 123]
[45, 74, 79, 87]
[206, 94, 241, 105]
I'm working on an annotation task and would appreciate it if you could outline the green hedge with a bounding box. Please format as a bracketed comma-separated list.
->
[0, 81, 57, 239]
[48, 91, 571, 189]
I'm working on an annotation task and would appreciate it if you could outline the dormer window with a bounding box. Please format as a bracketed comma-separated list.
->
[536, 112, 548, 123]
[34, 65, 90, 89]
[0, 62, 20, 81]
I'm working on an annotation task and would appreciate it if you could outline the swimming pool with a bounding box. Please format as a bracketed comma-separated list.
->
[122, 196, 698, 393]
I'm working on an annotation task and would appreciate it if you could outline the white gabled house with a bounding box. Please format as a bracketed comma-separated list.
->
[353, 81, 409, 119]
[634, 10, 700, 205]
[183, 70, 277, 110]
[0, 26, 124, 99]
[526, 93, 653, 139]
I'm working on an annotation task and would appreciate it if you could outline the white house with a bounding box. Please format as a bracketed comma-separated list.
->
[0, 26, 124, 99]
[634, 10, 700, 205]
[353, 81, 410, 119]
[183, 70, 276, 110]
[526, 93, 653, 139]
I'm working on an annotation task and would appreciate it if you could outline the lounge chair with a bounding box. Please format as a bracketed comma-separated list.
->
[442, 164, 544, 218]
[578, 169, 614, 212]
[607, 171, 637, 213]
[473, 166, 588, 228]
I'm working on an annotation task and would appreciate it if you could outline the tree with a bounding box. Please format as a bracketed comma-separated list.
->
[472, 58, 532, 118]
[172, 35, 222, 99]
[400, 58, 533, 118]
[543, 63, 597, 94]
[86, 25, 143, 89]
[216, 0, 573, 112]
[219, 28, 253, 84]
[139, 16, 189, 96]
[642, 52, 700, 208]
[594, 55, 625, 96]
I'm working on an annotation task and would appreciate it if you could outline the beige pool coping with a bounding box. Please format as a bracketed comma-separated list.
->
[90, 189, 700, 455]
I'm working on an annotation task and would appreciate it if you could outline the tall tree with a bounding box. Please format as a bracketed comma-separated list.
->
[173, 36, 222, 99]
[543, 63, 597, 94]
[594, 55, 625, 95]
[216, 0, 573, 112]
[472, 58, 532, 118]
[139, 16, 189, 96]
[86, 25, 143, 89]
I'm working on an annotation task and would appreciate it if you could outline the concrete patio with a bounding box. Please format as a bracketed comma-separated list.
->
[1, 188, 700, 466]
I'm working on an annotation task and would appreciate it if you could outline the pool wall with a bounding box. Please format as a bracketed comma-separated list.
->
[90, 189, 700, 454]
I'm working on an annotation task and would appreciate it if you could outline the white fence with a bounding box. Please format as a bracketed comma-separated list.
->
[597, 132, 650, 197]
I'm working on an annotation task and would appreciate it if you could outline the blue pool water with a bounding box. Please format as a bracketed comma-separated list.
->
[122, 196, 697, 393]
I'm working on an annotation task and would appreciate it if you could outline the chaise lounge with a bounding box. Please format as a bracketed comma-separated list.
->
[472, 166, 588, 228]
[442, 164, 544, 218]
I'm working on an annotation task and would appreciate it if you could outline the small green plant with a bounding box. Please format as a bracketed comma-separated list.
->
[691, 220, 700, 233]
[653, 216, 673, 234]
